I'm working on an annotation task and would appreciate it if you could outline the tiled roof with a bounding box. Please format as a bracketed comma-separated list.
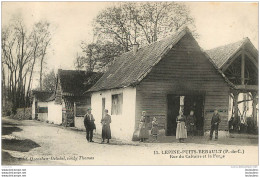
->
[88, 27, 193, 92]
[206, 38, 257, 69]
[32, 90, 53, 102]
[58, 69, 102, 96]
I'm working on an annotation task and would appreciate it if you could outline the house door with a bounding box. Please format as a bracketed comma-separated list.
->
[167, 95, 180, 136]
[102, 98, 105, 118]
[184, 95, 205, 136]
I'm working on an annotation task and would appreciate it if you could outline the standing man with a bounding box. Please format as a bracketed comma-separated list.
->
[101, 109, 112, 144]
[186, 110, 196, 137]
[210, 109, 221, 140]
[84, 107, 96, 142]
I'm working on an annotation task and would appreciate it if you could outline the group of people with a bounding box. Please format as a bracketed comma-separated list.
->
[137, 111, 159, 142]
[83, 108, 111, 144]
[176, 109, 221, 143]
[84, 107, 221, 144]
[137, 109, 221, 143]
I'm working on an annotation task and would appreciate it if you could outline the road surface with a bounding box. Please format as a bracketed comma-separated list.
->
[2, 117, 258, 165]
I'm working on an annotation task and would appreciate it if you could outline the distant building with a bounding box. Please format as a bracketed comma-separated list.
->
[47, 69, 102, 127]
[31, 90, 53, 121]
[87, 27, 234, 141]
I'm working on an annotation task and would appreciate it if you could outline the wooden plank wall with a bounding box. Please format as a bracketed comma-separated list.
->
[135, 33, 230, 133]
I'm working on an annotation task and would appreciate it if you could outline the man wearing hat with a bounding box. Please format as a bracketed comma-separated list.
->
[84, 107, 96, 142]
[210, 109, 221, 140]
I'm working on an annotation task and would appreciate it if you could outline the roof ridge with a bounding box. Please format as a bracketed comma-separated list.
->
[134, 29, 189, 84]
[206, 38, 246, 52]
[88, 27, 191, 92]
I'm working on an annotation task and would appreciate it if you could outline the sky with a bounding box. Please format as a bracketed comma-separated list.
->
[2, 2, 259, 72]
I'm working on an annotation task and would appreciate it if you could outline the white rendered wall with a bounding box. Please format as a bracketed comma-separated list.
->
[48, 101, 63, 125]
[91, 87, 136, 140]
[75, 116, 85, 130]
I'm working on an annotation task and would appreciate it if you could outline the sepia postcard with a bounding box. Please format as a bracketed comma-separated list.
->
[1, 1, 259, 166]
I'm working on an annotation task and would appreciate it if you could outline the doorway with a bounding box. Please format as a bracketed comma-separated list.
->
[166, 94, 205, 136]
[183, 95, 204, 136]
[166, 95, 180, 136]
[102, 98, 105, 118]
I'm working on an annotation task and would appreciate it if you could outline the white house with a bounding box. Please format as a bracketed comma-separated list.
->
[91, 87, 136, 140]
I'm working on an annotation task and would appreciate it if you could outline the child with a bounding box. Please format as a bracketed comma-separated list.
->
[151, 117, 159, 142]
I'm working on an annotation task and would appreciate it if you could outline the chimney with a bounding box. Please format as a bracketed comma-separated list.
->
[133, 43, 139, 55]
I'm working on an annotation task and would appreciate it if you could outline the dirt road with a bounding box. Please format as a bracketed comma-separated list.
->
[2, 117, 258, 165]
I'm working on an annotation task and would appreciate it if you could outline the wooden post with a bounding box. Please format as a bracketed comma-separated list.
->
[74, 102, 76, 118]
[251, 92, 257, 130]
[241, 49, 245, 85]
[233, 91, 239, 131]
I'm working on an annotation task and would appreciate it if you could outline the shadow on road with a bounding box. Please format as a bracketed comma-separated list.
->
[2, 126, 22, 136]
[1, 151, 25, 165]
[2, 139, 40, 152]
[2, 118, 41, 165]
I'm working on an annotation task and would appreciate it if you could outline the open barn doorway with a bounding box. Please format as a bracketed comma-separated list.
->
[183, 95, 205, 136]
[166, 94, 205, 136]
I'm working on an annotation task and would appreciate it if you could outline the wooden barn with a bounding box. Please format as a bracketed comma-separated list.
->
[31, 90, 53, 121]
[88, 27, 233, 141]
[48, 69, 102, 127]
[206, 38, 258, 132]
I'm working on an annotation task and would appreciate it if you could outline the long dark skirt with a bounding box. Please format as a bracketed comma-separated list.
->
[102, 125, 111, 139]
[139, 128, 149, 139]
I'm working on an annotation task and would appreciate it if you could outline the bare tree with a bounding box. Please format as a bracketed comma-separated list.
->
[2, 17, 52, 113]
[37, 22, 51, 90]
[42, 69, 56, 92]
[2, 18, 33, 111]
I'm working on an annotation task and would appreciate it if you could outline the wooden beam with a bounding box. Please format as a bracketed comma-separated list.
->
[235, 85, 258, 91]
[244, 51, 258, 68]
[241, 48, 245, 85]
[222, 51, 242, 72]
[232, 91, 240, 130]
[251, 91, 258, 129]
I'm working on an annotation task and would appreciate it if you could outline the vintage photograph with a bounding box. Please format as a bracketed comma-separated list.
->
[1, 2, 258, 166]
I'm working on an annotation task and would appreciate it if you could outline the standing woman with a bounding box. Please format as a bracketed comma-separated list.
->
[139, 111, 149, 142]
[151, 117, 159, 142]
[176, 110, 187, 143]
[101, 109, 112, 144]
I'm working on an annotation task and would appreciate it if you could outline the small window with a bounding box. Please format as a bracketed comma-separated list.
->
[38, 107, 48, 113]
[111, 93, 123, 115]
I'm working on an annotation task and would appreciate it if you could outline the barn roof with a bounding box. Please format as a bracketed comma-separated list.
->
[88, 27, 234, 92]
[32, 90, 53, 102]
[206, 38, 258, 69]
[58, 69, 102, 96]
